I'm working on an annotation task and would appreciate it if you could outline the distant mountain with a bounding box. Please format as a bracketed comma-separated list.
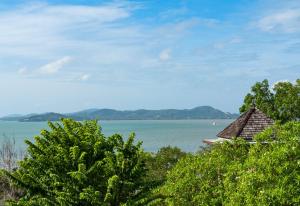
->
[0, 113, 37, 121]
[19, 113, 67, 122]
[0, 106, 238, 122]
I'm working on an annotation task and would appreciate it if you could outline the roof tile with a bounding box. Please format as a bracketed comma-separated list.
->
[217, 108, 274, 140]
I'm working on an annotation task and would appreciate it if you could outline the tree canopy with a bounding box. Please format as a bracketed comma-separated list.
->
[155, 121, 300, 205]
[5, 119, 150, 206]
[144, 146, 187, 184]
[240, 79, 300, 123]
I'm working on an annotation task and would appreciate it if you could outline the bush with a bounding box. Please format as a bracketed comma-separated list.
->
[0, 170, 24, 204]
[156, 122, 300, 206]
[0, 138, 24, 204]
[145, 146, 187, 184]
[5, 119, 151, 206]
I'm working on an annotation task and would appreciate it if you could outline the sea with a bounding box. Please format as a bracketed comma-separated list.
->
[0, 119, 233, 152]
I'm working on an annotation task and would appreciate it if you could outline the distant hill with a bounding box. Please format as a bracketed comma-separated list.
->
[0, 113, 37, 121]
[19, 113, 67, 122]
[0, 106, 238, 122]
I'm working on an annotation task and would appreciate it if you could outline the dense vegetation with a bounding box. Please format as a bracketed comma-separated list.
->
[2, 120, 300, 205]
[0, 106, 238, 122]
[4, 119, 152, 205]
[144, 146, 187, 184]
[0, 120, 185, 205]
[240, 79, 300, 122]
[154, 121, 300, 205]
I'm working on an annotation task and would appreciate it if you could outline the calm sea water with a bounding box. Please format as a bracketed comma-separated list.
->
[0, 120, 233, 152]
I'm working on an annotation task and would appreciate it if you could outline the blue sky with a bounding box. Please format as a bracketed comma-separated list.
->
[0, 0, 299, 116]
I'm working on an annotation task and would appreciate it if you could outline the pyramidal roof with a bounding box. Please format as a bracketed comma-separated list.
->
[217, 107, 274, 140]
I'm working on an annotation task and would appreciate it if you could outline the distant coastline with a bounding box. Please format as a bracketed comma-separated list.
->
[0, 106, 238, 122]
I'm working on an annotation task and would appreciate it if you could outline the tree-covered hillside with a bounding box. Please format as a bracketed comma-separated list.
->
[1, 106, 238, 122]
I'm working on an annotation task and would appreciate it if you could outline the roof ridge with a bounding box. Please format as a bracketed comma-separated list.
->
[216, 109, 251, 138]
[216, 107, 274, 140]
[236, 108, 255, 137]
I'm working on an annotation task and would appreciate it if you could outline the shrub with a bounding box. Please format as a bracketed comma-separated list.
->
[156, 122, 300, 206]
[5, 119, 150, 206]
[145, 146, 187, 184]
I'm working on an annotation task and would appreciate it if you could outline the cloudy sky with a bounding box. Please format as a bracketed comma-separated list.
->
[0, 0, 299, 116]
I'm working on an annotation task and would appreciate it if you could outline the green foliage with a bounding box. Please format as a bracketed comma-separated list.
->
[240, 79, 300, 122]
[5, 119, 150, 206]
[156, 122, 300, 206]
[273, 80, 300, 122]
[0, 170, 10, 200]
[144, 146, 187, 183]
[156, 140, 249, 205]
[240, 79, 275, 116]
[0, 170, 24, 204]
[224, 122, 300, 205]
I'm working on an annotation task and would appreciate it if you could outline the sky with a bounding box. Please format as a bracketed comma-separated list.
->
[0, 0, 299, 116]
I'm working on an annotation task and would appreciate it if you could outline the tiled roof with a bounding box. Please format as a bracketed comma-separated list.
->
[217, 108, 274, 140]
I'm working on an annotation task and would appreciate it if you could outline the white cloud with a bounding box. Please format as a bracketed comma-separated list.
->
[2, 1, 208, 84]
[17, 67, 28, 75]
[257, 9, 300, 33]
[273, 79, 289, 84]
[0, 2, 133, 57]
[229, 37, 242, 44]
[174, 18, 217, 31]
[160, 7, 188, 19]
[271, 79, 297, 89]
[213, 43, 225, 49]
[159, 49, 172, 61]
[17, 56, 72, 78]
[1, 0, 300, 116]
[0, 2, 212, 80]
[80, 74, 90, 81]
[4, 1, 280, 87]
[39, 56, 72, 75]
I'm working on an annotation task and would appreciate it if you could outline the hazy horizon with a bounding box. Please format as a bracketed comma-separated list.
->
[1, 0, 300, 116]
[1, 105, 240, 117]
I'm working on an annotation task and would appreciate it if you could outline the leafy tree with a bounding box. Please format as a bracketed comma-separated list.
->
[240, 79, 275, 116]
[156, 140, 249, 205]
[5, 119, 150, 206]
[273, 80, 300, 122]
[240, 79, 300, 123]
[224, 122, 300, 205]
[144, 146, 187, 183]
[156, 122, 300, 206]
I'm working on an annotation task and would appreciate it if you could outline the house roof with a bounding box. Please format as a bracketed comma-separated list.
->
[217, 107, 274, 140]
